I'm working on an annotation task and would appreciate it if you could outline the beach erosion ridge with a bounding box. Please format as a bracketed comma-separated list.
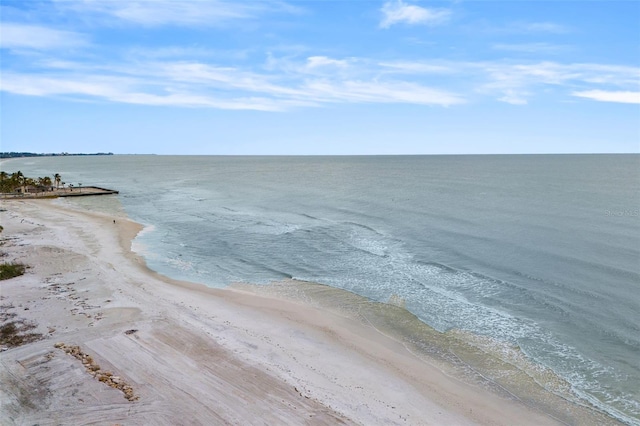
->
[0, 198, 626, 425]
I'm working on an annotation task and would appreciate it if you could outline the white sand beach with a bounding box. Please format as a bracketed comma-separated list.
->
[0, 199, 616, 425]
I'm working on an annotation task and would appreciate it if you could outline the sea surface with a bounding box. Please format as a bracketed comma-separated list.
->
[3, 154, 639, 424]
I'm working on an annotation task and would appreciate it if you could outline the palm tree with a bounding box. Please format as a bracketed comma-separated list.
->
[24, 178, 35, 194]
[37, 177, 52, 193]
[0, 172, 12, 194]
[11, 171, 25, 193]
[54, 173, 61, 190]
[0, 171, 8, 193]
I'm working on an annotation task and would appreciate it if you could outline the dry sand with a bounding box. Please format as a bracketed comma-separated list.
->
[0, 199, 605, 425]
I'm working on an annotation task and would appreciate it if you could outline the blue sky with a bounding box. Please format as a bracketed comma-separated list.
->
[1, 0, 638, 155]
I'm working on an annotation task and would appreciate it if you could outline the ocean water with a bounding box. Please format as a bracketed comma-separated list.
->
[3, 154, 639, 424]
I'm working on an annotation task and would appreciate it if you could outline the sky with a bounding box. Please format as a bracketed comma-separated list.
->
[1, 0, 639, 155]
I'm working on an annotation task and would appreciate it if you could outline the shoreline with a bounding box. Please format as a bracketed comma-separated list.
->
[0, 199, 622, 425]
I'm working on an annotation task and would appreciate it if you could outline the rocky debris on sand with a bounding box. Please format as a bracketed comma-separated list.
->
[54, 342, 139, 401]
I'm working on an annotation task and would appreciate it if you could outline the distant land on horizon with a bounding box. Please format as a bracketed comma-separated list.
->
[1, 152, 114, 159]
[2, 153, 638, 160]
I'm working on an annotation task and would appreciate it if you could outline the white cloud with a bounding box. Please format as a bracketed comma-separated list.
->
[522, 22, 569, 34]
[0, 71, 305, 111]
[378, 61, 453, 74]
[0, 54, 465, 111]
[2, 42, 636, 110]
[304, 79, 464, 106]
[159, 61, 464, 106]
[0, 23, 87, 50]
[492, 43, 568, 54]
[0, 72, 130, 98]
[126, 46, 218, 59]
[376, 60, 639, 106]
[306, 56, 350, 69]
[498, 90, 529, 105]
[491, 21, 571, 35]
[472, 61, 639, 105]
[380, 0, 450, 29]
[572, 90, 640, 104]
[52, 0, 296, 26]
[158, 62, 309, 98]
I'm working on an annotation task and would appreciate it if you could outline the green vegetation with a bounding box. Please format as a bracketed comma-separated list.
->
[0, 263, 26, 280]
[1, 152, 113, 159]
[1, 171, 59, 194]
